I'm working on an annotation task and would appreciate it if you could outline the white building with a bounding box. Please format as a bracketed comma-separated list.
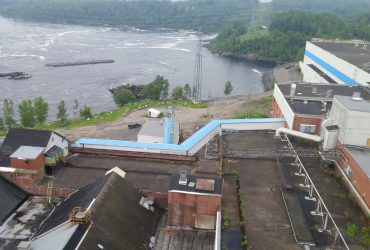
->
[329, 95, 370, 147]
[300, 40, 370, 87]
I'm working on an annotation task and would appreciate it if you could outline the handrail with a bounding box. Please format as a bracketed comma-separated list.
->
[284, 135, 349, 249]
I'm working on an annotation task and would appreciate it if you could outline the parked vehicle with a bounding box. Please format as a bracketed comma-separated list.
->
[128, 122, 141, 129]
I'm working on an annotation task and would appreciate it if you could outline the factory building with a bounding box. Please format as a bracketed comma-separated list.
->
[272, 82, 370, 135]
[300, 40, 370, 87]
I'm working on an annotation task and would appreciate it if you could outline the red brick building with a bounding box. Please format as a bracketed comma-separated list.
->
[8, 146, 45, 192]
[167, 174, 222, 230]
[337, 145, 370, 211]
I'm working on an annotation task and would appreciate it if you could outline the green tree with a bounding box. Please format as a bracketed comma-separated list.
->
[0, 117, 5, 131]
[171, 86, 184, 100]
[3, 98, 16, 129]
[57, 100, 68, 125]
[18, 100, 35, 127]
[183, 83, 191, 100]
[224, 80, 233, 98]
[33, 97, 48, 124]
[80, 105, 93, 119]
[113, 88, 136, 107]
[144, 75, 170, 100]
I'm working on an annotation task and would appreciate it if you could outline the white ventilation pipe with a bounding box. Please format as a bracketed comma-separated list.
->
[275, 127, 322, 142]
[320, 118, 334, 139]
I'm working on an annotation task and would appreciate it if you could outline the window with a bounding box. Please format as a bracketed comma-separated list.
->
[299, 124, 316, 134]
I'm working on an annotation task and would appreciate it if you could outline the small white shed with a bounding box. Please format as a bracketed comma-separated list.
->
[148, 108, 161, 118]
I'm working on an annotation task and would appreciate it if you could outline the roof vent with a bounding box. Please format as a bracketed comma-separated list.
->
[179, 170, 187, 185]
[312, 86, 317, 94]
[69, 207, 91, 224]
[326, 89, 333, 98]
[352, 92, 363, 101]
[289, 83, 296, 97]
[303, 100, 308, 104]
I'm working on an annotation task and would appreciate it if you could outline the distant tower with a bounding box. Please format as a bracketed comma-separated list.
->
[193, 35, 203, 101]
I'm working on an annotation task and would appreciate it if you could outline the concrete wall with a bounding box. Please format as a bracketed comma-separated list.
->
[46, 132, 69, 156]
[303, 42, 370, 86]
[293, 115, 322, 135]
[167, 192, 221, 229]
[337, 147, 370, 209]
[137, 134, 164, 144]
[330, 98, 370, 146]
[273, 84, 295, 128]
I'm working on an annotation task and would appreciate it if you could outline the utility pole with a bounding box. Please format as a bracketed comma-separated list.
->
[193, 35, 203, 101]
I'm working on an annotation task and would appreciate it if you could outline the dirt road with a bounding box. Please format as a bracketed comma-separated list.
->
[57, 92, 272, 142]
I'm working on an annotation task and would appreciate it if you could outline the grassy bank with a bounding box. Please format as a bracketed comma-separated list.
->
[231, 96, 272, 119]
[0, 99, 207, 136]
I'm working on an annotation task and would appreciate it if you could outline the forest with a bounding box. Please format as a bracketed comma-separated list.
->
[211, 10, 370, 63]
[0, 0, 256, 33]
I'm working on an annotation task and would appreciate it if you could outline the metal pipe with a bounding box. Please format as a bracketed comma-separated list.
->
[275, 127, 322, 142]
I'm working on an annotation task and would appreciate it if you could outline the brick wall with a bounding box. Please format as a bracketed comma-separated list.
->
[293, 115, 322, 135]
[337, 146, 370, 210]
[11, 154, 45, 170]
[167, 192, 221, 228]
[272, 97, 283, 118]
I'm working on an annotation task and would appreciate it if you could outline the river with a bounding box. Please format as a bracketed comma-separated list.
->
[0, 16, 274, 119]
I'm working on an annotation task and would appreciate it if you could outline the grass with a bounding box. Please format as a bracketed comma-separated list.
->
[2, 99, 207, 134]
[346, 223, 358, 238]
[231, 95, 272, 119]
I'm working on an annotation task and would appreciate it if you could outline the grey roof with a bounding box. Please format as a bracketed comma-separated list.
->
[334, 95, 370, 112]
[36, 172, 162, 250]
[1, 128, 52, 153]
[169, 174, 222, 195]
[311, 41, 370, 72]
[288, 99, 332, 116]
[345, 146, 370, 178]
[10, 146, 44, 160]
[138, 120, 164, 138]
[0, 177, 28, 224]
[278, 83, 370, 100]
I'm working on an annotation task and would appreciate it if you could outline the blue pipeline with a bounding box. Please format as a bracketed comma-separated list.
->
[72, 118, 286, 152]
[305, 50, 357, 85]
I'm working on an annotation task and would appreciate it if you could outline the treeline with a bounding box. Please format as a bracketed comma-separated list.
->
[112, 75, 197, 107]
[0, 0, 256, 32]
[211, 10, 370, 63]
[0, 97, 93, 131]
[272, 0, 370, 20]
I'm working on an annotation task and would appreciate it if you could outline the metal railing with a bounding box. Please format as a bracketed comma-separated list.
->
[283, 134, 349, 250]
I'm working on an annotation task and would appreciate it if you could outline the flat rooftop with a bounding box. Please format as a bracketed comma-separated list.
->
[169, 174, 222, 195]
[10, 146, 44, 160]
[311, 41, 370, 72]
[345, 146, 370, 178]
[334, 95, 370, 112]
[288, 99, 332, 116]
[278, 82, 370, 100]
[138, 120, 164, 138]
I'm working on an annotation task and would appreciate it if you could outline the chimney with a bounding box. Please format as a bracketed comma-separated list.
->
[290, 83, 296, 97]
[352, 92, 363, 101]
